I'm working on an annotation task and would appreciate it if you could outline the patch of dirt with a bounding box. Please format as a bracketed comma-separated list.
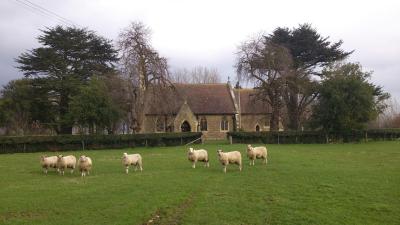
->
[143, 193, 195, 225]
[0, 211, 47, 222]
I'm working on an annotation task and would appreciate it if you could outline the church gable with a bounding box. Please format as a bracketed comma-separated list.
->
[173, 101, 197, 132]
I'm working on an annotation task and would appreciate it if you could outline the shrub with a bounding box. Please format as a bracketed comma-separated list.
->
[228, 129, 400, 144]
[0, 132, 202, 154]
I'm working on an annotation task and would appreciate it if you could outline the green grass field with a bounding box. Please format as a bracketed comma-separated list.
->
[0, 142, 399, 225]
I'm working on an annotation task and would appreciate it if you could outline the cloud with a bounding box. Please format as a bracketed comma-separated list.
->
[1, 0, 399, 100]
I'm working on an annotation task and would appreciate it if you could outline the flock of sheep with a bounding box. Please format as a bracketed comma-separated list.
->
[39, 144, 268, 176]
[189, 144, 268, 173]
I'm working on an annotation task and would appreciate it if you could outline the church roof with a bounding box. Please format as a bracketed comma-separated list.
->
[144, 83, 270, 115]
[234, 89, 271, 114]
[174, 83, 236, 114]
[145, 83, 236, 115]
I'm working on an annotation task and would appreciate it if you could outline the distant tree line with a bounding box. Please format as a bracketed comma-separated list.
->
[0, 22, 392, 136]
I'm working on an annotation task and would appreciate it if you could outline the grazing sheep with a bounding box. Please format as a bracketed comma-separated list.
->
[247, 144, 268, 166]
[57, 155, 77, 175]
[122, 153, 142, 174]
[78, 155, 92, 177]
[40, 155, 59, 174]
[187, 147, 209, 168]
[217, 149, 242, 173]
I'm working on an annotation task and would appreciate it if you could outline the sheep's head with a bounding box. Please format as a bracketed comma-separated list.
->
[122, 153, 128, 159]
[217, 149, 223, 156]
[247, 144, 253, 151]
[40, 155, 46, 160]
[80, 155, 87, 162]
[188, 148, 194, 155]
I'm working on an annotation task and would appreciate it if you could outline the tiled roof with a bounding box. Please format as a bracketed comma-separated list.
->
[145, 83, 236, 115]
[144, 84, 270, 115]
[174, 83, 236, 114]
[234, 89, 271, 114]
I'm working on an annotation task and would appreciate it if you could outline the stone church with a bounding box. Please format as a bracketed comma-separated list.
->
[143, 83, 275, 139]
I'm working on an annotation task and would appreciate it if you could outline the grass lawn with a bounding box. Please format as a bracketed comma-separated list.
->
[0, 141, 399, 225]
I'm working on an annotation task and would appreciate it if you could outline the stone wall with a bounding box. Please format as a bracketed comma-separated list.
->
[240, 114, 270, 132]
[199, 115, 234, 140]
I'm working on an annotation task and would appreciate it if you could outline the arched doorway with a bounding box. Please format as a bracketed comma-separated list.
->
[181, 121, 191, 132]
[255, 125, 260, 132]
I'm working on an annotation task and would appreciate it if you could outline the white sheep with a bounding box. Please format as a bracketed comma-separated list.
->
[217, 149, 242, 173]
[122, 153, 142, 174]
[187, 147, 209, 168]
[57, 155, 77, 175]
[78, 155, 92, 177]
[40, 155, 59, 174]
[247, 144, 268, 166]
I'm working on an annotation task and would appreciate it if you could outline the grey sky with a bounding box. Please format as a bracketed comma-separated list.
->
[1, 0, 399, 99]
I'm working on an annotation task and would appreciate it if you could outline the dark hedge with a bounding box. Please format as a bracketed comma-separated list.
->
[228, 129, 400, 144]
[0, 132, 202, 154]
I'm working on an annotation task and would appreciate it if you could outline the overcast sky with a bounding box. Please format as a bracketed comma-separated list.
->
[1, 0, 399, 99]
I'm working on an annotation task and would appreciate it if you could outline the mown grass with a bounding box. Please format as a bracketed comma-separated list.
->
[0, 141, 399, 225]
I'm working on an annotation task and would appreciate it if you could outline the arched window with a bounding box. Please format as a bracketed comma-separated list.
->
[200, 117, 207, 131]
[156, 117, 165, 132]
[220, 116, 229, 131]
[256, 125, 260, 132]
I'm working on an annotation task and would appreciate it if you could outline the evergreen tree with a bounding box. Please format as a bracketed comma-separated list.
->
[68, 77, 121, 134]
[16, 26, 118, 134]
[0, 79, 54, 135]
[311, 63, 389, 133]
[270, 24, 353, 130]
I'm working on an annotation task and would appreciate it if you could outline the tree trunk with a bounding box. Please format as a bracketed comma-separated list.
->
[269, 90, 281, 131]
[286, 92, 301, 130]
[283, 82, 302, 131]
[270, 105, 280, 131]
[58, 92, 72, 134]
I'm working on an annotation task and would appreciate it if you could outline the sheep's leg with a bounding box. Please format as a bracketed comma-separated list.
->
[87, 170, 90, 175]
[223, 165, 227, 173]
[192, 161, 196, 169]
[265, 157, 268, 164]
[125, 166, 129, 174]
[140, 165, 143, 172]
[239, 164, 242, 171]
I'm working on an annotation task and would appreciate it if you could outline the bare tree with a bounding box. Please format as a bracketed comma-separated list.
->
[171, 66, 221, 84]
[118, 21, 171, 133]
[369, 97, 400, 128]
[236, 35, 292, 131]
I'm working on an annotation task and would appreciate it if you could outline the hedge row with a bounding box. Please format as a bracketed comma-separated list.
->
[0, 132, 202, 154]
[228, 129, 400, 144]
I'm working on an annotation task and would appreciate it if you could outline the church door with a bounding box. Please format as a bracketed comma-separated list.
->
[181, 121, 191, 132]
